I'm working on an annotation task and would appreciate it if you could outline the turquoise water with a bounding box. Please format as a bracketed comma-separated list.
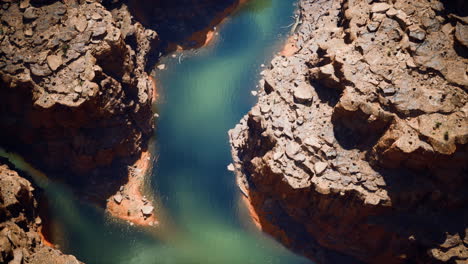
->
[1, 1, 312, 263]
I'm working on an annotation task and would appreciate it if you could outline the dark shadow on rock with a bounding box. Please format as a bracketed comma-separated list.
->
[369, 166, 468, 263]
[331, 106, 392, 150]
[0, 75, 150, 209]
[440, 0, 467, 17]
[105, 0, 238, 48]
[309, 81, 341, 107]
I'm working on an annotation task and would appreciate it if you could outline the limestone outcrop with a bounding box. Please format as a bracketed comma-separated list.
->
[230, 0, 467, 263]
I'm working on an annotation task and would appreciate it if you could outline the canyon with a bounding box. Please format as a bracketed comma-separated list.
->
[230, 0, 467, 263]
[0, 0, 245, 262]
[0, 0, 467, 263]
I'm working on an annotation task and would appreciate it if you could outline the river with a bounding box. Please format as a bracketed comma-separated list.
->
[1, 0, 313, 263]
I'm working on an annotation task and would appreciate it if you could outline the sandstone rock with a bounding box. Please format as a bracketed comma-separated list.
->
[75, 16, 88, 33]
[1, 0, 157, 174]
[273, 151, 284, 160]
[371, 3, 391, 13]
[23, 7, 37, 20]
[46, 55, 62, 71]
[386, 8, 398, 17]
[113, 193, 123, 204]
[314, 162, 328, 175]
[24, 28, 33, 37]
[141, 205, 154, 216]
[0, 164, 82, 263]
[293, 83, 314, 104]
[30, 63, 52, 76]
[408, 25, 426, 42]
[367, 22, 380, 32]
[227, 163, 235, 171]
[229, 0, 468, 263]
[19, 0, 30, 9]
[91, 13, 102, 20]
[285, 142, 301, 159]
[455, 22, 468, 48]
[304, 136, 321, 150]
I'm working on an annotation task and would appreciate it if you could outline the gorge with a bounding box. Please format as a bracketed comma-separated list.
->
[0, 0, 467, 264]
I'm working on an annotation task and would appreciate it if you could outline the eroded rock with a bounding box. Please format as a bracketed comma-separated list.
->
[229, 0, 468, 263]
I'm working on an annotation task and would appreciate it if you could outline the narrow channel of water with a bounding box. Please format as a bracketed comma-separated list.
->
[1, 1, 313, 263]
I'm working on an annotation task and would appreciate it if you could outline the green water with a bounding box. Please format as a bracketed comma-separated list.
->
[1, 1, 312, 263]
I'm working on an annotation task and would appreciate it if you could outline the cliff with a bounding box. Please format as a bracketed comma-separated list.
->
[0, 0, 245, 261]
[230, 0, 467, 263]
[0, 0, 156, 177]
[0, 0, 161, 261]
[0, 163, 82, 264]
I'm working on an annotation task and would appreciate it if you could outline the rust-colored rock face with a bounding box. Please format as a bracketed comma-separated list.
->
[0, 163, 82, 264]
[230, 0, 467, 263]
[0, 0, 156, 176]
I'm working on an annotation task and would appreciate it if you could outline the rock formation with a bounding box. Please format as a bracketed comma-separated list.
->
[0, 0, 157, 176]
[0, 163, 82, 264]
[0, 0, 246, 261]
[230, 0, 467, 263]
[0, 0, 158, 261]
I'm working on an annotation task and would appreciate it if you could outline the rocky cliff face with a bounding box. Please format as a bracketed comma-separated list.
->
[0, 163, 82, 264]
[0, 0, 244, 261]
[230, 0, 467, 263]
[0, 0, 157, 177]
[0, 0, 159, 261]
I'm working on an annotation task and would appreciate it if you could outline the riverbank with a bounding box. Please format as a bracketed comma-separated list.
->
[106, 151, 158, 227]
[229, 0, 468, 263]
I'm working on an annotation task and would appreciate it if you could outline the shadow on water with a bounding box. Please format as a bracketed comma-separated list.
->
[1, 0, 313, 263]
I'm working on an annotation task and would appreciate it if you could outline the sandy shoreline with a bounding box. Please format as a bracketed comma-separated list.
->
[106, 151, 158, 227]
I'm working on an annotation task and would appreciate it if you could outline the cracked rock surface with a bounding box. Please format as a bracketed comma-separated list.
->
[230, 0, 467, 263]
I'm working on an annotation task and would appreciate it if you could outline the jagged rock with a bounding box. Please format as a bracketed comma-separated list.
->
[30, 63, 52, 76]
[285, 142, 301, 159]
[371, 3, 391, 13]
[455, 22, 468, 48]
[0, 164, 82, 264]
[113, 193, 123, 204]
[229, 0, 468, 263]
[141, 205, 154, 216]
[0, 0, 158, 174]
[304, 136, 321, 150]
[46, 55, 62, 71]
[293, 83, 314, 103]
[408, 25, 426, 42]
[314, 162, 328, 175]
[75, 16, 88, 33]
[23, 7, 37, 20]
